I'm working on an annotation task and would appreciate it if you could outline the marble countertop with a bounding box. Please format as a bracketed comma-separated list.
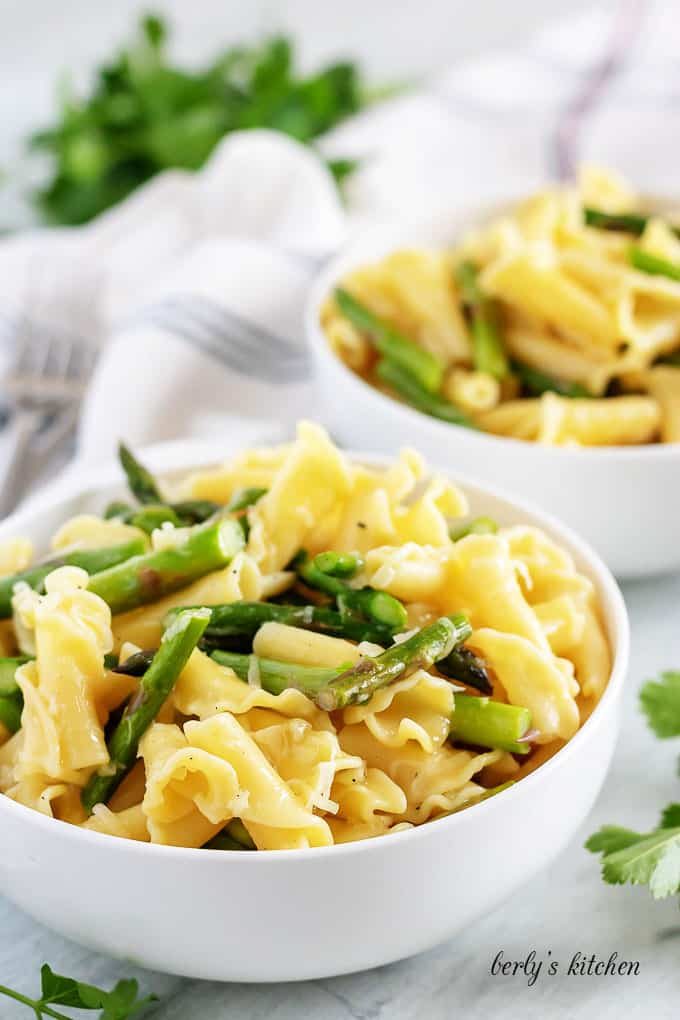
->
[2, 568, 679, 1019]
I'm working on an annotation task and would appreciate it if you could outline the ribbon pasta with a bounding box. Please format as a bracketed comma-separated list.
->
[0, 423, 611, 848]
[323, 166, 680, 445]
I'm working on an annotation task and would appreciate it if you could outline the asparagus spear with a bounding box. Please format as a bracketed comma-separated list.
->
[456, 260, 509, 380]
[0, 656, 31, 695]
[205, 819, 256, 851]
[512, 360, 591, 398]
[0, 537, 147, 618]
[629, 246, 680, 282]
[0, 694, 22, 734]
[0, 657, 28, 733]
[118, 442, 163, 504]
[82, 608, 210, 811]
[313, 613, 471, 711]
[115, 505, 184, 534]
[163, 600, 396, 647]
[119, 443, 267, 518]
[449, 694, 532, 754]
[107, 487, 265, 530]
[295, 551, 407, 630]
[87, 517, 244, 615]
[583, 206, 673, 237]
[104, 500, 133, 520]
[113, 649, 156, 676]
[224, 487, 268, 515]
[437, 645, 493, 695]
[0, 653, 120, 735]
[211, 648, 339, 697]
[313, 550, 363, 578]
[449, 515, 498, 541]
[335, 287, 444, 392]
[376, 358, 476, 429]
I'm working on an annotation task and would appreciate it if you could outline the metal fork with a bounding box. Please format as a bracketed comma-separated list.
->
[149, 294, 309, 383]
[0, 322, 97, 518]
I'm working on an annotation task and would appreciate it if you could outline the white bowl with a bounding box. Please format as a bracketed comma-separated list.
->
[306, 209, 680, 579]
[0, 443, 629, 982]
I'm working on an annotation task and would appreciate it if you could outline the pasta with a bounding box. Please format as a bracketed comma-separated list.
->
[0, 423, 611, 850]
[322, 166, 680, 445]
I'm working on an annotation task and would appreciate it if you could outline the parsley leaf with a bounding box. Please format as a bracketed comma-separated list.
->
[660, 803, 680, 828]
[586, 668, 680, 903]
[640, 670, 680, 737]
[29, 13, 372, 225]
[587, 822, 680, 898]
[0, 964, 157, 1019]
[585, 825, 642, 855]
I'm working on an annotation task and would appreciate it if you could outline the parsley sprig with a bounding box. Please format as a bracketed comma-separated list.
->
[587, 671, 680, 899]
[30, 13, 369, 225]
[0, 964, 157, 1019]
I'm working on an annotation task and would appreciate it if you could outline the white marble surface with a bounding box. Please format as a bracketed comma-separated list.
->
[1, 569, 679, 1018]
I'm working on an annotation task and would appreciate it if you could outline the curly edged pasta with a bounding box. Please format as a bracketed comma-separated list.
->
[0, 423, 612, 849]
[322, 166, 680, 446]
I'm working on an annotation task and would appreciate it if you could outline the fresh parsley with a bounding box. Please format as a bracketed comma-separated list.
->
[30, 13, 369, 225]
[0, 964, 157, 1019]
[587, 671, 680, 899]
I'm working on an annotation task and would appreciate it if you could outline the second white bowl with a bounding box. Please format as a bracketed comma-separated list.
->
[306, 209, 680, 579]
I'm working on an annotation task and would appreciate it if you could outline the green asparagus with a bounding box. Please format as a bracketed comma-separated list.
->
[82, 608, 210, 811]
[629, 246, 680, 282]
[313, 550, 363, 578]
[167, 499, 220, 523]
[583, 206, 680, 238]
[512, 360, 591, 399]
[335, 287, 444, 392]
[0, 658, 26, 733]
[437, 645, 493, 694]
[87, 517, 244, 615]
[104, 500, 133, 519]
[456, 260, 509, 380]
[449, 694, 532, 754]
[0, 656, 31, 695]
[225, 487, 268, 514]
[114, 649, 156, 676]
[205, 818, 256, 850]
[109, 472, 264, 529]
[211, 648, 340, 697]
[295, 551, 407, 630]
[118, 505, 184, 533]
[477, 780, 516, 802]
[118, 442, 163, 504]
[376, 358, 476, 429]
[449, 515, 498, 541]
[0, 537, 147, 618]
[164, 600, 396, 647]
[0, 694, 22, 734]
[0, 653, 120, 735]
[313, 613, 471, 711]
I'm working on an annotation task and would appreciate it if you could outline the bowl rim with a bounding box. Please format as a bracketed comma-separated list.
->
[304, 206, 680, 462]
[0, 440, 630, 862]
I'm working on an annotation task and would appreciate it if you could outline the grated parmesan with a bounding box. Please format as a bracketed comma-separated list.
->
[357, 640, 385, 658]
[310, 762, 339, 815]
[247, 654, 262, 688]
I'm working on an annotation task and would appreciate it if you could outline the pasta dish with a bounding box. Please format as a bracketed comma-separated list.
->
[322, 167, 680, 445]
[0, 423, 610, 849]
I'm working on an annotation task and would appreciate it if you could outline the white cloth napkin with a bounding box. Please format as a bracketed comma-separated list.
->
[1, 0, 678, 469]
